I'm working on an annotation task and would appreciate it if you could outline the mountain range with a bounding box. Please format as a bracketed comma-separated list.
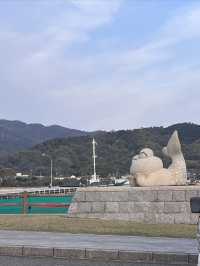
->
[1, 122, 200, 179]
[0, 119, 88, 156]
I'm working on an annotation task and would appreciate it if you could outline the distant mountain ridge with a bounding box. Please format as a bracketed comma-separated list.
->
[1, 122, 200, 178]
[0, 119, 88, 155]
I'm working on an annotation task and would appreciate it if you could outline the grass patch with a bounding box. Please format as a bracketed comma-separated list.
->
[0, 215, 197, 238]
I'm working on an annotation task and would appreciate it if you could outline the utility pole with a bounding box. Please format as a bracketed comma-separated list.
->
[50, 158, 53, 187]
[42, 153, 53, 188]
[92, 138, 97, 182]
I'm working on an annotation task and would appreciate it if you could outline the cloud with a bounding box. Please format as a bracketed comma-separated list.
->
[0, 1, 200, 130]
[0, 0, 122, 84]
[162, 4, 200, 42]
[70, 0, 122, 29]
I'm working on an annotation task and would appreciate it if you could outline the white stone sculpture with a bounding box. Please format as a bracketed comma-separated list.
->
[130, 131, 187, 186]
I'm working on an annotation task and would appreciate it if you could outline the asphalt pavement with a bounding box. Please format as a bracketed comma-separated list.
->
[0, 230, 198, 254]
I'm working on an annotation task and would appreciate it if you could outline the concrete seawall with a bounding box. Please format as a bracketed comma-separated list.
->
[68, 186, 200, 224]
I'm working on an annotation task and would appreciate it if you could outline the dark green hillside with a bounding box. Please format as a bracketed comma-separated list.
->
[165, 123, 200, 144]
[1, 123, 200, 178]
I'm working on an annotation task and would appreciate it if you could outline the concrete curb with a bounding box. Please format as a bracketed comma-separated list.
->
[0, 245, 197, 265]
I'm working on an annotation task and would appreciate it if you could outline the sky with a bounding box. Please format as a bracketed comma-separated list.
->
[0, 0, 200, 131]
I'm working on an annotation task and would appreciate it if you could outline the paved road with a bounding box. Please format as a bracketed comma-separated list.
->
[0, 230, 198, 254]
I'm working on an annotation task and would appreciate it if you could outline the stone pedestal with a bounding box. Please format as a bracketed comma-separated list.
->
[68, 186, 200, 224]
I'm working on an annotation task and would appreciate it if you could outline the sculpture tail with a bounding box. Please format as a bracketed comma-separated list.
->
[163, 130, 182, 158]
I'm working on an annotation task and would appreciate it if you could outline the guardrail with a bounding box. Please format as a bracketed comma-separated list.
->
[0, 187, 76, 214]
[0, 187, 77, 199]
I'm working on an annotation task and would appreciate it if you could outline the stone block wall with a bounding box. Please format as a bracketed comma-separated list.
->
[0, 247, 197, 266]
[68, 186, 200, 224]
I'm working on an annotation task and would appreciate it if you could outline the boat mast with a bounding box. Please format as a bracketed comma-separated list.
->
[92, 138, 97, 182]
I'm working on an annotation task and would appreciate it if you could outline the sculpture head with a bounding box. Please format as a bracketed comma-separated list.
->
[130, 148, 163, 176]
[139, 148, 154, 158]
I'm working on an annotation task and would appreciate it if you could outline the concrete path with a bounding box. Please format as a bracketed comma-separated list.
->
[0, 230, 198, 254]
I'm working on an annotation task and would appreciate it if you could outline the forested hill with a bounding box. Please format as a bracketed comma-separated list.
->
[1, 123, 200, 177]
[0, 119, 88, 155]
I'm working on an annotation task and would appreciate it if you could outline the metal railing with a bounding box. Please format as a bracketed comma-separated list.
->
[0, 187, 77, 214]
[0, 187, 77, 199]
